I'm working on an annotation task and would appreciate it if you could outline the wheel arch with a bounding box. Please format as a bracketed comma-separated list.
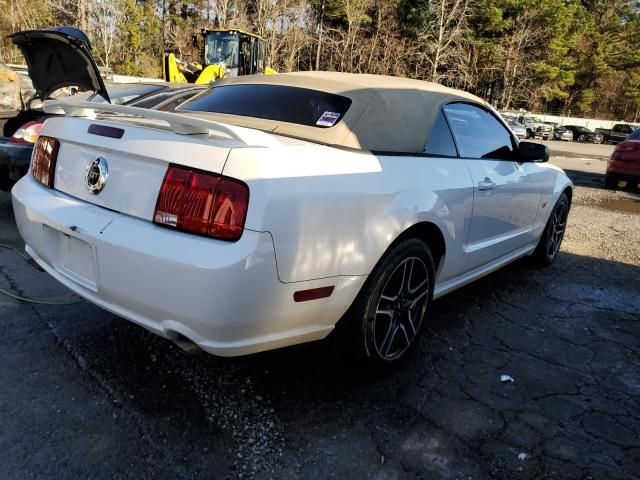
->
[562, 185, 573, 206]
[385, 221, 446, 275]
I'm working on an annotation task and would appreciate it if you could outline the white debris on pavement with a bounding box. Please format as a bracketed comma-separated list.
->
[500, 375, 515, 383]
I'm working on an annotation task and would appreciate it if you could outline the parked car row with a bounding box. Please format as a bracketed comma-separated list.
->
[499, 111, 637, 145]
[500, 112, 553, 140]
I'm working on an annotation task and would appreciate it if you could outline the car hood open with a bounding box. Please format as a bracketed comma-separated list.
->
[10, 27, 110, 103]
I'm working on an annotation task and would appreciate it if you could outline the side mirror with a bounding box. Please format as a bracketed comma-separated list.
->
[518, 141, 549, 163]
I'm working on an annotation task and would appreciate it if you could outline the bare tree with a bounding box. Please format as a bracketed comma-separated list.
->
[339, 0, 374, 71]
[92, 0, 125, 67]
[415, 0, 471, 83]
[498, 11, 546, 110]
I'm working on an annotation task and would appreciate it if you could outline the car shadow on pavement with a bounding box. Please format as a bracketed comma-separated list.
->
[2, 220, 639, 480]
[563, 168, 640, 195]
[32, 249, 637, 478]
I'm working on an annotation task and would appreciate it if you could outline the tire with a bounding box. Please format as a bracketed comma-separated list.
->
[578, 134, 586, 142]
[532, 193, 569, 266]
[335, 238, 435, 367]
[605, 174, 618, 189]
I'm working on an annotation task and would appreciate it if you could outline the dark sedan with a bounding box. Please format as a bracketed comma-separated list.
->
[563, 125, 604, 144]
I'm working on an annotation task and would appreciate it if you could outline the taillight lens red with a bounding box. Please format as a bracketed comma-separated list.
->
[31, 136, 60, 188]
[614, 142, 640, 152]
[153, 164, 249, 241]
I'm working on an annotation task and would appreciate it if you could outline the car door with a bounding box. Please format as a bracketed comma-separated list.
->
[422, 109, 475, 284]
[443, 103, 543, 270]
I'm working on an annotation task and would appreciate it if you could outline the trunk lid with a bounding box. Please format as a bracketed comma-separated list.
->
[10, 27, 110, 103]
[48, 116, 240, 221]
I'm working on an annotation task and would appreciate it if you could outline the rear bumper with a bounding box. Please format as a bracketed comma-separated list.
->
[11, 175, 365, 356]
[554, 133, 573, 141]
[607, 156, 640, 178]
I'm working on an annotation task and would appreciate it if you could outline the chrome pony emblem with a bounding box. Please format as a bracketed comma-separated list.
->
[85, 157, 108, 194]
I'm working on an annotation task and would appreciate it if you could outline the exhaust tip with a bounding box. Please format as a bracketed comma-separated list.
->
[166, 331, 202, 355]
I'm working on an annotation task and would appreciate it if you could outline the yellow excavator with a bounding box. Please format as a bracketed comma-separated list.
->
[164, 28, 276, 84]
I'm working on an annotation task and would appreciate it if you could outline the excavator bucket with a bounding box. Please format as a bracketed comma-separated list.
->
[195, 64, 226, 84]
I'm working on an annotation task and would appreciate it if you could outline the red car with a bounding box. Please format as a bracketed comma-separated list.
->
[606, 128, 640, 188]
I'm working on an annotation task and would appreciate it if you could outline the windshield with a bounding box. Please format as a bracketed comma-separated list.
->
[128, 87, 204, 109]
[205, 32, 239, 67]
[179, 84, 352, 128]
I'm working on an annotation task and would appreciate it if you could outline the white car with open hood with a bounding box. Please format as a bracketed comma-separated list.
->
[12, 72, 572, 366]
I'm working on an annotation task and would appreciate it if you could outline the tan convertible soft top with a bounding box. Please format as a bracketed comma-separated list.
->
[191, 71, 487, 153]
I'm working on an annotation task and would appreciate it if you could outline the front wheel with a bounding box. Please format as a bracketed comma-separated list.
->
[336, 238, 435, 367]
[532, 193, 569, 266]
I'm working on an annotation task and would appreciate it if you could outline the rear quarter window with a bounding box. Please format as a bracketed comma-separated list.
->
[628, 128, 640, 140]
[179, 84, 352, 128]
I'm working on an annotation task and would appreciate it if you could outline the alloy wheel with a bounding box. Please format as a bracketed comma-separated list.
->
[373, 257, 430, 361]
[546, 201, 568, 259]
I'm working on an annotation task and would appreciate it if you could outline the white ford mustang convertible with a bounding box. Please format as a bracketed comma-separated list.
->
[12, 71, 572, 366]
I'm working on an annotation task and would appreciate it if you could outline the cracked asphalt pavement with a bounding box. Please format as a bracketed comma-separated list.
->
[1, 156, 639, 479]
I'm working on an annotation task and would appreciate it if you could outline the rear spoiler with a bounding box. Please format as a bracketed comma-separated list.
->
[42, 99, 280, 147]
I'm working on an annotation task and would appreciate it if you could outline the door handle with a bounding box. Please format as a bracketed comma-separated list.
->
[478, 179, 496, 191]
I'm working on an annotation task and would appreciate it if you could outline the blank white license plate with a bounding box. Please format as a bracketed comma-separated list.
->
[44, 225, 98, 291]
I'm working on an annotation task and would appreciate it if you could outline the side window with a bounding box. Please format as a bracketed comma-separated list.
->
[443, 103, 516, 160]
[424, 110, 458, 157]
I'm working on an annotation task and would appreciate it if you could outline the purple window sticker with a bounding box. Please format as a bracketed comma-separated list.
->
[316, 111, 340, 127]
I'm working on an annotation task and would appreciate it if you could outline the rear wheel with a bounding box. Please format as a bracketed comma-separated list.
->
[605, 174, 618, 189]
[336, 238, 435, 367]
[532, 193, 569, 266]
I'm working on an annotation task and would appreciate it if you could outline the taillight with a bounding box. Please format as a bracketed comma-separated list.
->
[31, 136, 60, 188]
[11, 120, 44, 144]
[153, 164, 249, 241]
[614, 142, 640, 152]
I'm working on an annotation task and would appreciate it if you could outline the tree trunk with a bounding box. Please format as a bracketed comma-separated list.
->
[315, 0, 324, 70]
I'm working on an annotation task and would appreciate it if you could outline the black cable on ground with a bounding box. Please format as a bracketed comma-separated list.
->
[0, 243, 83, 305]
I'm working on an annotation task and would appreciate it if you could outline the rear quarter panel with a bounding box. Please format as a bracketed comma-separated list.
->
[533, 163, 573, 237]
[223, 145, 475, 284]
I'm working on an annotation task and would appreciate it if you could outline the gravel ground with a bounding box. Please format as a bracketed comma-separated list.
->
[0, 158, 638, 479]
